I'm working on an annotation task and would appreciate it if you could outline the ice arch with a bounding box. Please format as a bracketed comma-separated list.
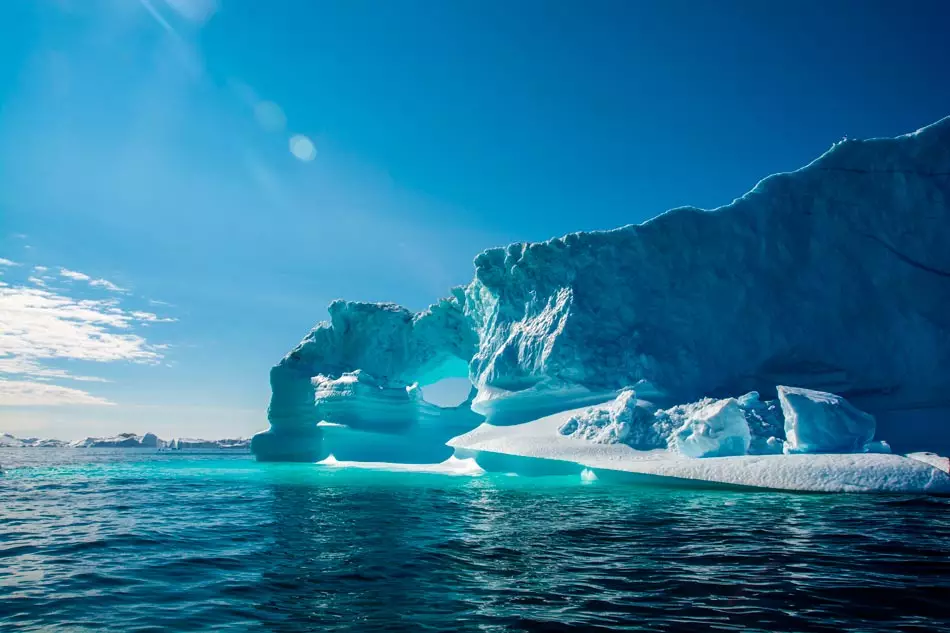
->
[252, 291, 480, 461]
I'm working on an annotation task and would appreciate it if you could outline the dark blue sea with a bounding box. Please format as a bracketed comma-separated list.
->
[2, 449, 949, 632]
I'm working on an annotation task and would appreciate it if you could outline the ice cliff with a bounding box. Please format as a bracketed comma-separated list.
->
[255, 116, 950, 484]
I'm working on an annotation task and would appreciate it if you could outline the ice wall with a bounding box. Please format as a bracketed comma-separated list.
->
[255, 116, 950, 461]
[466, 116, 950, 419]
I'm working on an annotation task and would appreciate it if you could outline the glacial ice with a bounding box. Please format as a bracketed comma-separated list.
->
[557, 390, 785, 458]
[557, 389, 665, 448]
[666, 398, 752, 458]
[779, 386, 877, 454]
[253, 115, 950, 492]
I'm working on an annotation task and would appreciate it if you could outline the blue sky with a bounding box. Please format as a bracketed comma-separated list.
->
[2, 0, 949, 439]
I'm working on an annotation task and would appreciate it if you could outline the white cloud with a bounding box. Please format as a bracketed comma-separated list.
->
[0, 357, 110, 383]
[0, 258, 20, 267]
[34, 266, 48, 273]
[130, 310, 176, 323]
[90, 278, 127, 292]
[60, 268, 91, 281]
[28, 276, 47, 287]
[0, 274, 173, 405]
[59, 268, 127, 293]
[0, 286, 160, 363]
[0, 379, 114, 406]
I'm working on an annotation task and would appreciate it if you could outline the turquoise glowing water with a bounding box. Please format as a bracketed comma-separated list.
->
[2, 449, 949, 632]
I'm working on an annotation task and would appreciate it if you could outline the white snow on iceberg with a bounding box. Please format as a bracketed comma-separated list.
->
[447, 406, 950, 494]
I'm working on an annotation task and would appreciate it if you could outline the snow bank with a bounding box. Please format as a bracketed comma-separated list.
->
[448, 410, 950, 494]
[318, 455, 484, 476]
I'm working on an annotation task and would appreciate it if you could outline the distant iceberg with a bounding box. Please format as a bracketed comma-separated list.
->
[69, 433, 163, 449]
[165, 437, 251, 450]
[253, 116, 950, 492]
[1, 433, 26, 448]
[1, 433, 250, 450]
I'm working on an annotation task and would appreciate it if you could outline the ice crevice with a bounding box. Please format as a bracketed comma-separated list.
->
[855, 230, 950, 279]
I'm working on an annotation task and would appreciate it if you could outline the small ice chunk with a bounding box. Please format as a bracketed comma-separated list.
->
[750, 435, 785, 455]
[667, 398, 751, 458]
[779, 386, 876, 454]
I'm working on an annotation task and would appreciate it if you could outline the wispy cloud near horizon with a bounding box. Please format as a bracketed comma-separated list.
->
[0, 261, 175, 406]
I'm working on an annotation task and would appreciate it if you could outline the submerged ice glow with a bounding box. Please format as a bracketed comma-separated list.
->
[252, 116, 950, 493]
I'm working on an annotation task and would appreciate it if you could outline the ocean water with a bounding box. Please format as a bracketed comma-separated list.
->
[2, 449, 949, 632]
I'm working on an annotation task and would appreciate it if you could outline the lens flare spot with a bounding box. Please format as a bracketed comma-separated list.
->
[289, 135, 316, 161]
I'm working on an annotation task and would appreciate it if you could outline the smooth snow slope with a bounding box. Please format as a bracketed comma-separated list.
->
[256, 115, 950, 461]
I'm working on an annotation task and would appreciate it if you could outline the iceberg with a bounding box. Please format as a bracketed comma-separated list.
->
[165, 437, 251, 450]
[0, 433, 25, 447]
[21, 438, 69, 448]
[69, 432, 163, 449]
[254, 116, 950, 492]
[0, 433, 250, 450]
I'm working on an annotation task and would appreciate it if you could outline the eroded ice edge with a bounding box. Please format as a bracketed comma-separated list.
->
[253, 115, 950, 494]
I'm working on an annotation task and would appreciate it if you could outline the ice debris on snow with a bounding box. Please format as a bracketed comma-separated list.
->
[557, 390, 666, 449]
[447, 409, 950, 493]
[666, 398, 751, 458]
[558, 389, 784, 457]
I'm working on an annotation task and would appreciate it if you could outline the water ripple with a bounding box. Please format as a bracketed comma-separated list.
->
[2, 448, 950, 632]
